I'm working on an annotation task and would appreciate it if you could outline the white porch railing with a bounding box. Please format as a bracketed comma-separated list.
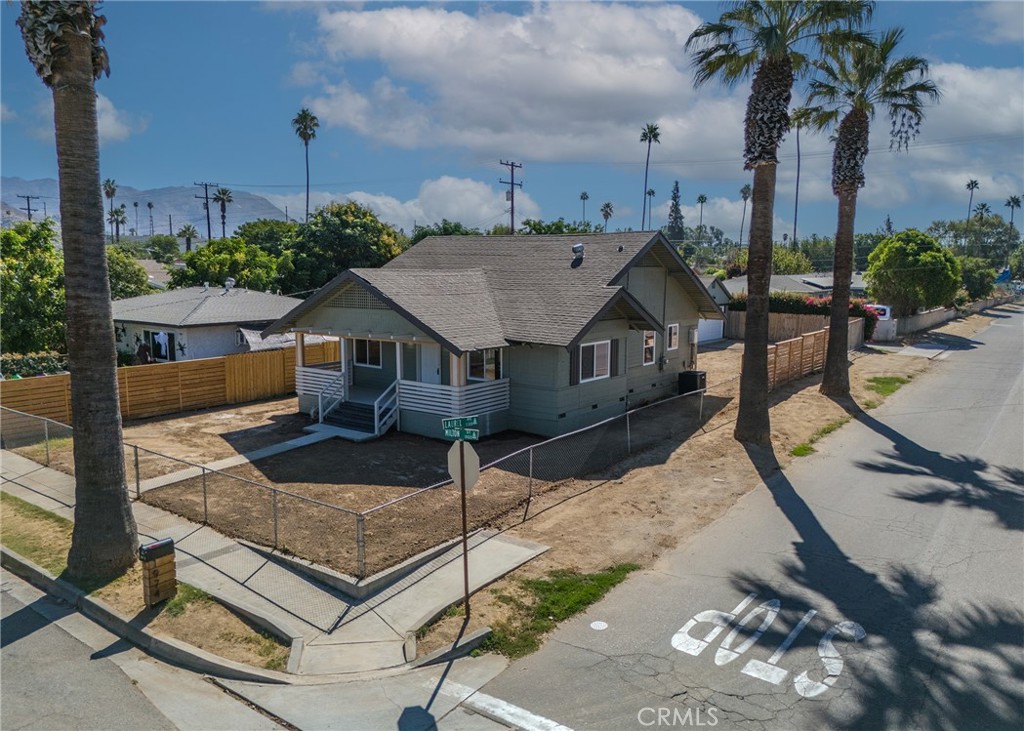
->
[397, 378, 510, 416]
[318, 372, 347, 424]
[296, 363, 343, 396]
[374, 381, 399, 435]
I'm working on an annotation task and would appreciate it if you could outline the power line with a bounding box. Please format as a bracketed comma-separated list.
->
[194, 182, 217, 241]
[499, 160, 523, 234]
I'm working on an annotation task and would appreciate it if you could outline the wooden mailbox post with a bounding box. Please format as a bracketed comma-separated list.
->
[139, 538, 177, 607]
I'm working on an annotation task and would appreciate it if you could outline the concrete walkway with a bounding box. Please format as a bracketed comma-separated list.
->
[1, 448, 547, 677]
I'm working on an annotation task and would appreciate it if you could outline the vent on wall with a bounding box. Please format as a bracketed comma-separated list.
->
[327, 286, 389, 310]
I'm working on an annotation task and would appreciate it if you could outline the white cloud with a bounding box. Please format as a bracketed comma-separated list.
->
[0, 104, 15, 122]
[26, 93, 146, 145]
[972, 2, 1024, 44]
[263, 176, 540, 233]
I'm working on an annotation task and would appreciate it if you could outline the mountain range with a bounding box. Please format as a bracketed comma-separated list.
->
[1, 177, 288, 238]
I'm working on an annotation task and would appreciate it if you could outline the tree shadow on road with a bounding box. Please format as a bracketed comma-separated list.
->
[732, 443, 1023, 730]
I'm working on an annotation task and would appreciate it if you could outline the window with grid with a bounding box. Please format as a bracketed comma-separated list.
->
[468, 348, 503, 381]
[667, 323, 679, 351]
[581, 341, 610, 382]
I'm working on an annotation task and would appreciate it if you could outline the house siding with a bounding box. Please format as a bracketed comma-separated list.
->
[115, 322, 247, 361]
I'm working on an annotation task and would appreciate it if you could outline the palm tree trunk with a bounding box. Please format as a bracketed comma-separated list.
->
[55, 31, 137, 579]
[734, 163, 776, 445]
[739, 201, 747, 247]
[304, 141, 311, 222]
[821, 188, 857, 397]
[642, 142, 652, 229]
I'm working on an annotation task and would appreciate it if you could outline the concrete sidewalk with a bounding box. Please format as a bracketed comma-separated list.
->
[1, 448, 547, 678]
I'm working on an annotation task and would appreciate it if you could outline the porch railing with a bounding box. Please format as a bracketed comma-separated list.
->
[396, 378, 510, 416]
[295, 362, 343, 396]
[374, 380, 399, 435]
[317, 371, 347, 423]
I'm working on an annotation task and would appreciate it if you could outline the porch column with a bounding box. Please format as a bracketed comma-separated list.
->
[395, 342, 403, 380]
[296, 332, 305, 368]
[340, 337, 347, 370]
[449, 353, 467, 387]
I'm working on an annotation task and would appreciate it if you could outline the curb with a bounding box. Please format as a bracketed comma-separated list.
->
[1, 546, 292, 684]
[410, 627, 492, 668]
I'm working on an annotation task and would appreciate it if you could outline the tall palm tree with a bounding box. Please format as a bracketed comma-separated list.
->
[974, 202, 991, 220]
[640, 123, 660, 229]
[646, 188, 656, 224]
[146, 200, 154, 236]
[1006, 195, 1021, 229]
[102, 177, 116, 240]
[132, 200, 138, 235]
[18, 1, 137, 579]
[212, 187, 233, 238]
[739, 183, 752, 246]
[799, 27, 939, 398]
[292, 108, 319, 222]
[601, 201, 614, 232]
[696, 193, 708, 246]
[176, 223, 199, 253]
[580, 191, 589, 223]
[687, 0, 872, 445]
[792, 121, 801, 248]
[965, 179, 979, 222]
[108, 203, 127, 243]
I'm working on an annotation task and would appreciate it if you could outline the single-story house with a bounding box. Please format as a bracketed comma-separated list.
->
[264, 232, 724, 440]
[112, 285, 311, 362]
[720, 273, 868, 299]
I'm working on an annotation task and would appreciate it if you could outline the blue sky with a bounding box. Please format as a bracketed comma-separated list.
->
[2, 1, 1022, 251]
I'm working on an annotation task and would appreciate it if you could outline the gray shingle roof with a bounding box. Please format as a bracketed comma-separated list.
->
[112, 287, 304, 327]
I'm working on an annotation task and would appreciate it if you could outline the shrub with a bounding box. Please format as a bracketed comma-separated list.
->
[1, 352, 68, 379]
[727, 292, 878, 340]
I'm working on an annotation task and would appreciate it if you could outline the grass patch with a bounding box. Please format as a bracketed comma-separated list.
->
[164, 583, 214, 617]
[789, 416, 852, 458]
[862, 399, 879, 410]
[220, 630, 290, 670]
[866, 376, 910, 396]
[479, 563, 640, 659]
[0, 492, 72, 575]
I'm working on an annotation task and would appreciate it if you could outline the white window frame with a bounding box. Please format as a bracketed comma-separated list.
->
[580, 340, 611, 383]
[353, 339, 382, 368]
[642, 330, 657, 366]
[467, 348, 503, 382]
[667, 323, 680, 351]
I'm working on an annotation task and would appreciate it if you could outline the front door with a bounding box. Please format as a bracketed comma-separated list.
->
[419, 344, 441, 384]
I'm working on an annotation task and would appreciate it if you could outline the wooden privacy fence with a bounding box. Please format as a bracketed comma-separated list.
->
[765, 319, 863, 390]
[0, 340, 339, 424]
[725, 311, 831, 342]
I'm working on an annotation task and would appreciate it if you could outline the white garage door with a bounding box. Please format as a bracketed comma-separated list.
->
[697, 317, 724, 343]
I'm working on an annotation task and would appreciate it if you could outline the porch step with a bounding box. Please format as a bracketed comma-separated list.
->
[323, 401, 375, 433]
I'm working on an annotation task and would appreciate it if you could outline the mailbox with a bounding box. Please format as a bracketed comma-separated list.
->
[139, 538, 177, 607]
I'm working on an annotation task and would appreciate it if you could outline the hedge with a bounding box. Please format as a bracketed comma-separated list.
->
[1, 352, 69, 379]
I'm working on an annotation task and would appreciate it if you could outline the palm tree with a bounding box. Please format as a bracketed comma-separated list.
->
[1006, 195, 1021, 229]
[799, 27, 939, 398]
[965, 179, 979, 222]
[177, 224, 199, 253]
[108, 204, 127, 243]
[292, 108, 319, 222]
[601, 201, 614, 232]
[640, 123, 660, 229]
[212, 187, 233, 238]
[647, 188, 656, 223]
[696, 193, 708, 246]
[146, 200, 154, 236]
[687, 0, 872, 445]
[974, 202, 991, 220]
[102, 178, 116, 240]
[17, 1, 137, 579]
[739, 183, 752, 246]
[580, 191, 589, 223]
[132, 200, 139, 235]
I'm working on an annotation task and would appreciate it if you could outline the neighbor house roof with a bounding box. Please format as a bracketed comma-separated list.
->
[112, 287, 304, 328]
[265, 232, 721, 353]
[719, 275, 825, 297]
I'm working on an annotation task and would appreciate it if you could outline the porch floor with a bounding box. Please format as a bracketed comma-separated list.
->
[347, 385, 386, 405]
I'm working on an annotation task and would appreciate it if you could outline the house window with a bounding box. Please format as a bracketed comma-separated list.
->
[642, 330, 656, 366]
[667, 323, 680, 351]
[468, 349, 502, 381]
[580, 341, 610, 382]
[353, 339, 382, 368]
[144, 330, 176, 362]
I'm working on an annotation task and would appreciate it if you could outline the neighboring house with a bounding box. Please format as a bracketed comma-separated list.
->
[720, 273, 868, 299]
[264, 232, 723, 440]
[697, 276, 730, 343]
[112, 285, 308, 362]
[137, 258, 170, 291]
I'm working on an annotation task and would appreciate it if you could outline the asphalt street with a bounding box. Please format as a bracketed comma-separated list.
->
[481, 306, 1024, 731]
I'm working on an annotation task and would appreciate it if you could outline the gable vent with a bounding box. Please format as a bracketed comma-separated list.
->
[327, 286, 388, 310]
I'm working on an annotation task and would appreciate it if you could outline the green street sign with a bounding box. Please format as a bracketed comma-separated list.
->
[442, 416, 479, 430]
[444, 427, 480, 441]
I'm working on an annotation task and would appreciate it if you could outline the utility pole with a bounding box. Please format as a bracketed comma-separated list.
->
[194, 181, 217, 241]
[499, 160, 522, 235]
[168, 215, 173, 236]
[17, 194, 39, 221]
[42, 201, 47, 218]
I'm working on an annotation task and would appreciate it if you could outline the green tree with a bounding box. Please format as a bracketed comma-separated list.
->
[965, 179, 979, 222]
[926, 216, 1019, 269]
[234, 218, 299, 256]
[866, 229, 961, 316]
[640, 123, 660, 229]
[280, 201, 404, 295]
[107, 203, 127, 243]
[1005, 195, 1021, 230]
[410, 218, 481, 246]
[798, 26, 939, 397]
[600, 201, 614, 232]
[687, 0, 872, 444]
[292, 107, 319, 221]
[105, 246, 151, 299]
[18, 0, 137, 579]
[666, 181, 686, 242]
[733, 245, 814, 276]
[168, 237, 278, 291]
[957, 256, 996, 300]
[738, 183, 752, 246]
[973, 202, 991, 220]
[145, 234, 180, 264]
[518, 218, 597, 235]
[0, 220, 66, 353]
[1009, 244, 1024, 279]
[176, 223, 199, 253]
[212, 187, 233, 239]
[854, 231, 885, 271]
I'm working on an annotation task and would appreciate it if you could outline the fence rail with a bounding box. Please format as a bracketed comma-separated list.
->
[396, 378, 510, 416]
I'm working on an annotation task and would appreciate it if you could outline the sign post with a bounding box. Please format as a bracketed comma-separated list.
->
[444, 416, 480, 619]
